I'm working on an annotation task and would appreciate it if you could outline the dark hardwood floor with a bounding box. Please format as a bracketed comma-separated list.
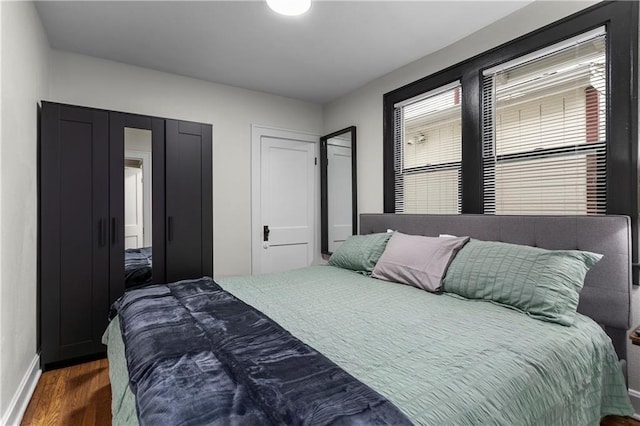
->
[603, 416, 640, 426]
[22, 358, 110, 426]
[20, 358, 640, 425]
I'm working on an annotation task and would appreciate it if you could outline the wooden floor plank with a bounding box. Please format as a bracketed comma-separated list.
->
[20, 358, 640, 426]
[65, 361, 92, 425]
[603, 416, 640, 426]
[80, 359, 111, 426]
[22, 359, 111, 426]
[41, 363, 68, 426]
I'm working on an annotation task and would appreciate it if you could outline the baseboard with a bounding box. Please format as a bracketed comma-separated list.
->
[628, 388, 640, 420]
[1, 355, 41, 426]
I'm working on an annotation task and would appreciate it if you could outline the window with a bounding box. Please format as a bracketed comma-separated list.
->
[394, 82, 462, 213]
[384, 2, 635, 217]
[384, 2, 637, 273]
[482, 28, 607, 215]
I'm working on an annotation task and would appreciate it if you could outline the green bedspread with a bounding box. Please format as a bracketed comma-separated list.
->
[103, 265, 633, 425]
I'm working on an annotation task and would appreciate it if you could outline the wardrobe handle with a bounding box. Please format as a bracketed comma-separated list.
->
[111, 217, 117, 245]
[167, 216, 174, 242]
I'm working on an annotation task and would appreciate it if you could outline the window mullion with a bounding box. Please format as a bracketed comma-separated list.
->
[482, 74, 496, 214]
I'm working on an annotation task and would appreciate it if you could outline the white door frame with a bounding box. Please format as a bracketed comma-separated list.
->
[124, 165, 144, 248]
[251, 125, 320, 275]
[125, 149, 152, 247]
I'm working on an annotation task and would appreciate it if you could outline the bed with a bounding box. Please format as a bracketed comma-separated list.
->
[124, 246, 152, 289]
[103, 214, 635, 425]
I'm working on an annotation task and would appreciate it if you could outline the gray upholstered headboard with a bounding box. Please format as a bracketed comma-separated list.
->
[360, 214, 632, 361]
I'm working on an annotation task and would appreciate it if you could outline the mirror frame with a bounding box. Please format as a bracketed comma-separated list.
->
[109, 113, 165, 301]
[320, 126, 357, 255]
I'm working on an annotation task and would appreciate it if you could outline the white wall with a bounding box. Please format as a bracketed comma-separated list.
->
[0, 1, 50, 422]
[322, 0, 640, 399]
[49, 50, 323, 278]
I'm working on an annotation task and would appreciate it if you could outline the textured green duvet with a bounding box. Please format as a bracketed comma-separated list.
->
[103, 265, 633, 425]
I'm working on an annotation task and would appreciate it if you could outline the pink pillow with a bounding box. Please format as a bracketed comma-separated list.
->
[372, 232, 469, 292]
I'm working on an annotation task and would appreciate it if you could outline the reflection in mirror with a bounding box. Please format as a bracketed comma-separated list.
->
[321, 126, 357, 255]
[124, 127, 153, 288]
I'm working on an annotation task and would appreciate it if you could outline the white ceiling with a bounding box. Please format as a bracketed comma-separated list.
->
[35, 1, 533, 104]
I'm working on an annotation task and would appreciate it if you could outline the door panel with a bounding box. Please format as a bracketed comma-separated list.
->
[327, 144, 353, 252]
[165, 120, 213, 282]
[266, 244, 309, 273]
[59, 120, 93, 347]
[260, 137, 315, 274]
[40, 102, 109, 365]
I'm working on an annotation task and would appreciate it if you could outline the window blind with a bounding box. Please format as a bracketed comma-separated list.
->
[483, 28, 606, 215]
[394, 82, 462, 214]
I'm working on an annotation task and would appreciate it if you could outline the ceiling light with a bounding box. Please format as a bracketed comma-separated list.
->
[266, 0, 311, 16]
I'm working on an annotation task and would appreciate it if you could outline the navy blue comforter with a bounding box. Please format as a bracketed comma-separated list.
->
[124, 246, 152, 289]
[113, 277, 412, 425]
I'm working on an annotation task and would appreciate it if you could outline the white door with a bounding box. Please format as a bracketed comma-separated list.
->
[327, 144, 352, 252]
[253, 127, 317, 275]
[124, 166, 143, 249]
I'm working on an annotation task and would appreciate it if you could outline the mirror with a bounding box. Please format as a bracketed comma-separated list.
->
[124, 127, 153, 288]
[321, 126, 357, 255]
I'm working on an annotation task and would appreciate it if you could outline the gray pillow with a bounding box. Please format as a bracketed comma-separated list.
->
[372, 232, 469, 292]
[443, 239, 602, 326]
[328, 232, 393, 273]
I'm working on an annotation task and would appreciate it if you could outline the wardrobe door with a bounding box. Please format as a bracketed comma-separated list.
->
[40, 102, 110, 367]
[165, 120, 213, 282]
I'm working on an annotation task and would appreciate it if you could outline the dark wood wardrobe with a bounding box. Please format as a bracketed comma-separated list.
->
[39, 101, 213, 369]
